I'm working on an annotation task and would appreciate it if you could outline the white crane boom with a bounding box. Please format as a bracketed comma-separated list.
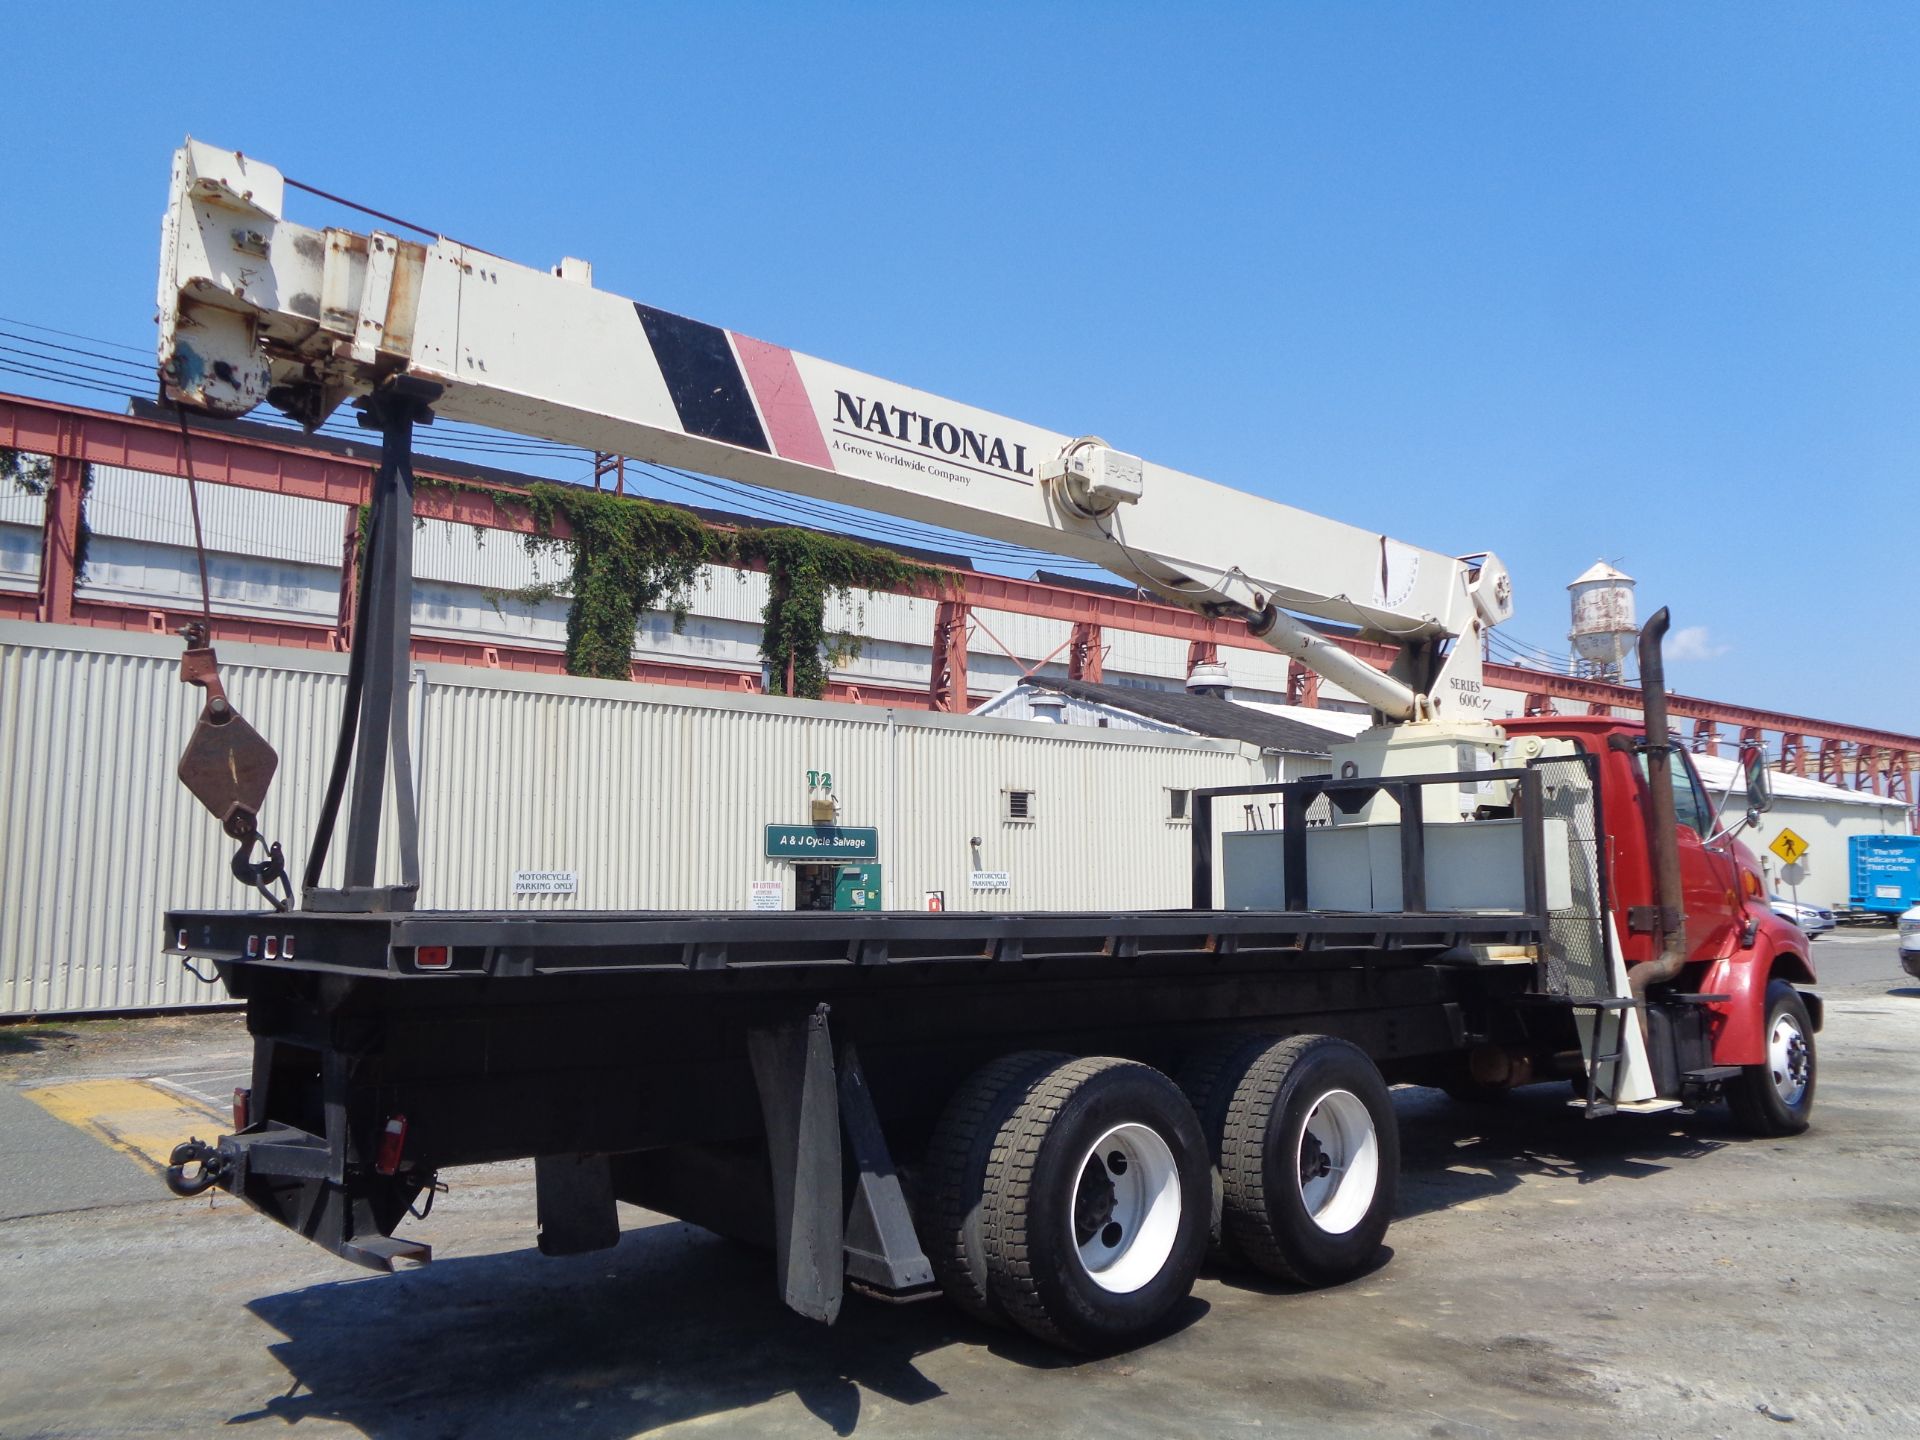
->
[157, 140, 1512, 722]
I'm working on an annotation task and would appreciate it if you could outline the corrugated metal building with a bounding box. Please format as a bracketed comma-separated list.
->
[1694, 751, 1908, 910]
[0, 621, 1259, 1016]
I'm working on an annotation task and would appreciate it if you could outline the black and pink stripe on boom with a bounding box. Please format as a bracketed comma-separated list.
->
[632, 303, 769, 454]
[633, 303, 836, 472]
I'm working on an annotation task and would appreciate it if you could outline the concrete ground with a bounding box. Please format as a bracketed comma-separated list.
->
[1, 927, 1915, 1440]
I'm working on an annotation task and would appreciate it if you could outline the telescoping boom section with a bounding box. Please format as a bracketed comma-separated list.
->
[159, 140, 1510, 722]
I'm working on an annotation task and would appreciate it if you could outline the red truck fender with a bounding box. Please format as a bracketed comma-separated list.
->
[1701, 921, 1820, 1066]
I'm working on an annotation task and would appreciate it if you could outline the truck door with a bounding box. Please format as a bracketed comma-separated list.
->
[1643, 746, 1743, 959]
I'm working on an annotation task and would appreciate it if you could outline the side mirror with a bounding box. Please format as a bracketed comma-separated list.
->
[1741, 743, 1774, 815]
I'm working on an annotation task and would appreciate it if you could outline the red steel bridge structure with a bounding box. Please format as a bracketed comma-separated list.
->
[5, 390, 1914, 827]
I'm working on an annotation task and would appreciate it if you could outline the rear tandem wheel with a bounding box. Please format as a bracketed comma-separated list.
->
[919, 1053, 1211, 1352]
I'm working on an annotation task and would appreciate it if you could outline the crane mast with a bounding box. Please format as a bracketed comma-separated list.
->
[158, 140, 1512, 726]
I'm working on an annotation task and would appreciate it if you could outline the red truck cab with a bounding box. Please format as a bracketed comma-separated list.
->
[1504, 716, 1819, 1097]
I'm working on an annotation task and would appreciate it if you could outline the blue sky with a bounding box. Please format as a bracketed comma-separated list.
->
[1, 4, 1914, 731]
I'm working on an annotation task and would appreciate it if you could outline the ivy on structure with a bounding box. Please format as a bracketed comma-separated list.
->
[1, 447, 50, 496]
[408, 472, 951, 697]
[3, 450, 92, 582]
[733, 528, 943, 699]
[73, 463, 94, 582]
[518, 482, 726, 681]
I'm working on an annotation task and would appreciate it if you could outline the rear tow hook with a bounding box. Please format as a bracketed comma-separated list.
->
[165, 1138, 231, 1198]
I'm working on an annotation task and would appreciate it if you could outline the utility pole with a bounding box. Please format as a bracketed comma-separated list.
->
[592, 452, 628, 494]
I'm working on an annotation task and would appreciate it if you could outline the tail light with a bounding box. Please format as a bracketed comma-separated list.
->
[416, 945, 450, 970]
[232, 1087, 251, 1132]
[375, 1115, 408, 1176]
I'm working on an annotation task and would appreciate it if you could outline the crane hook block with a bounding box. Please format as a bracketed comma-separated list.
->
[176, 626, 280, 842]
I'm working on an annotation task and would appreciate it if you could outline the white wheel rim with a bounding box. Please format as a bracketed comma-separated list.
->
[1297, 1089, 1379, 1235]
[1769, 1013, 1811, 1108]
[1069, 1123, 1182, 1294]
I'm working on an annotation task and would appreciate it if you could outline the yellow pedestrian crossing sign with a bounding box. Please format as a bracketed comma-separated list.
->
[1769, 828, 1810, 865]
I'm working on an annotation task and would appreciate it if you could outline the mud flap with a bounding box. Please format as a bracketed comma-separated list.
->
[747, 1006, 843, 1323]
[536, 1154, 619, 1256]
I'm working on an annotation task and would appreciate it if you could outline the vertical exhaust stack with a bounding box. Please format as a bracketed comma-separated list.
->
[1629, 607, 1689, 997]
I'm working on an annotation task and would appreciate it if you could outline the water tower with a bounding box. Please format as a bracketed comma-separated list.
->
[1567, 561, 1636, 682]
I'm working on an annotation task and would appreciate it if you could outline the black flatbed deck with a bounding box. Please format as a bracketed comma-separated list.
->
[167, 904, 1546, 981]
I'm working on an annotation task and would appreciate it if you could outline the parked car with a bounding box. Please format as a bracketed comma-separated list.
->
[1770, 896, 1835, 937]
[1900, 903, 1920, 980]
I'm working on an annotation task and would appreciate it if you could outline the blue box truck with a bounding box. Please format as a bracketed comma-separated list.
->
[1848, 834, 1920, 918]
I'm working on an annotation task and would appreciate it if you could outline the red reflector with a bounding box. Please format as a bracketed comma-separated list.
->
[375, 1115, 408, 1175]
[416, 945, 451, 970]
[232, 1087, 251, 1132]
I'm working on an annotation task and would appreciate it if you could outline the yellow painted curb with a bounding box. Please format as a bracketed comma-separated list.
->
[23, 1078, 226, 1172]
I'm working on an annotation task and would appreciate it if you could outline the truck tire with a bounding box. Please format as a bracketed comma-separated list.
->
[1219, 1035, 1399, 1287]
[1728, 980, 1816, 1136]
[1176, 1034, 1274, 1263]
[918, 1050, 1069, 1324]
[979, 1057, 1211, 1352]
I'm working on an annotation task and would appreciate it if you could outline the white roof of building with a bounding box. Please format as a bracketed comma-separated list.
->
[1692, 750, 1905, 810]
[1233, 700, 1374, 738]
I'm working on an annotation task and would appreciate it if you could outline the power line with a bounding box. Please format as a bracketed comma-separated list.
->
[0, 314, 1114, 580]
[0, 358, 138, 401]
[0, 314, 151, 356]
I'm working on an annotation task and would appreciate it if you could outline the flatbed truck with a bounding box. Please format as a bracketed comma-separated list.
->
[153, 141, 1819, 1352]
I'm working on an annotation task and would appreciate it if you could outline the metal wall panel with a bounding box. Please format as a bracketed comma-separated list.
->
[2, 482, 44, 592]
[411, 673, 1253, 915]
[413, 578, 569, 648]
[0, 521, 38, 589]
[822, 589, 936, 647]
[416, 672, 897, 911]
[79, 535, 341, 621]
[0, 627, 354, 1014]
[973, 607, 1073, 664]
[1, 622, 1255, 1012]
[891, 716, 1249, 911]
[413, 517, 558, 590]
[0, 488, 43, 525]
[1103, 627, 1188, 678]
[88, 466, 345, 566]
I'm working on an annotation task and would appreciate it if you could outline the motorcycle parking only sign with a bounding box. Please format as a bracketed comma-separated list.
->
[512, 870, 579, 895]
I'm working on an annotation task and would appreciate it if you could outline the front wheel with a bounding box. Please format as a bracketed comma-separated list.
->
[1728, 980, 1816, 1136]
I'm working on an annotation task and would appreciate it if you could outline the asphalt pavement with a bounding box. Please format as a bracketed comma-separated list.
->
[1, 928, 1915, 1439]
